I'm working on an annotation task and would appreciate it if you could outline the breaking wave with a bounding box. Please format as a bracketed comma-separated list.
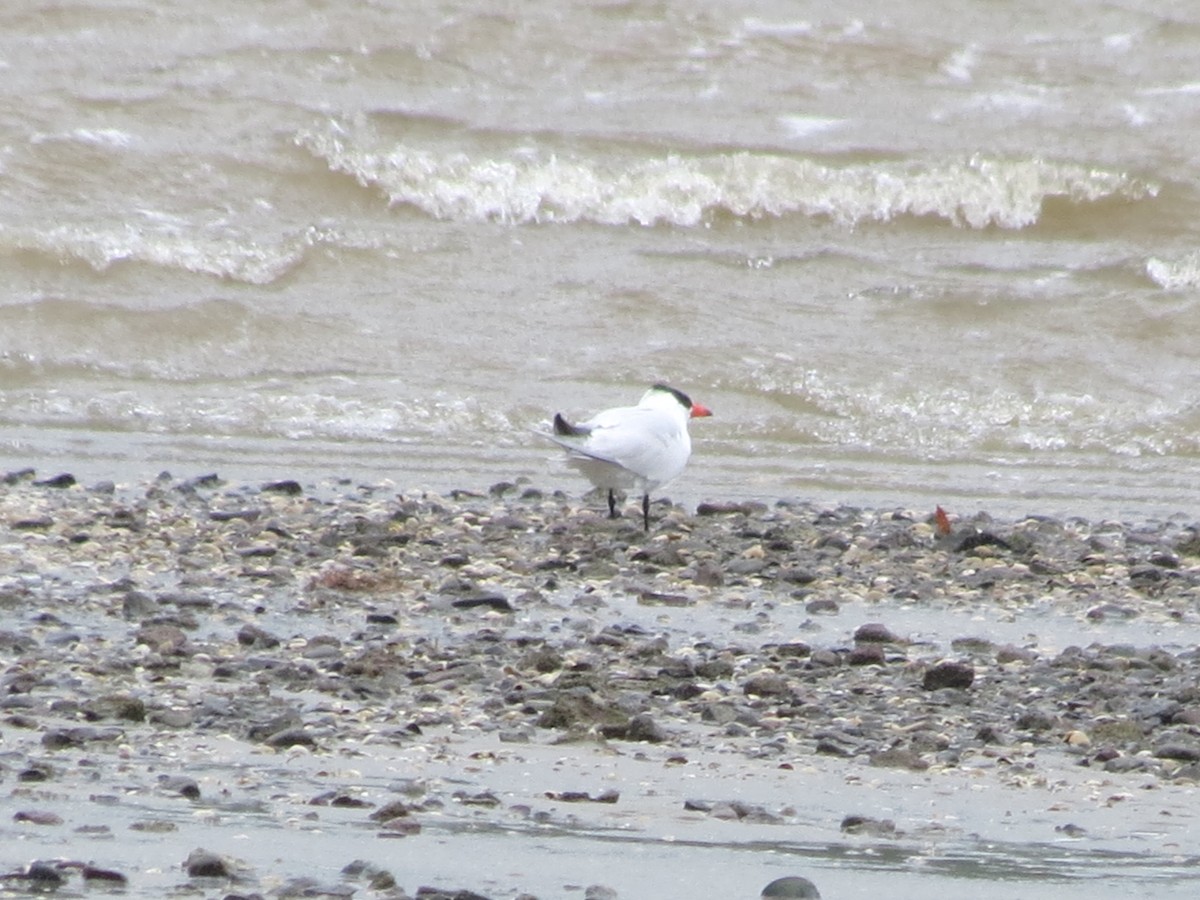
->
[0, 223, 316, 286]
[1146, 251, 1200, 290]
[297, 124, 1154, 230]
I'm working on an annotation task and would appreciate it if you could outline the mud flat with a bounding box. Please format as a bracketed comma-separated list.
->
[4, 471, 1200, 899]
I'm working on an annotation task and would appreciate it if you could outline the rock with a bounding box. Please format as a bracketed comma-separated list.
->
[237, 624, 282, 647]
[159, 775, 201, 799]
[82, 865, 128, 884]
[1016, 709, 1060, 732]
[1155, 743, 1200, 762]
[854, 622, 899, 643]
[955, 531, 1012, 553]
[12, 515, 55, 530]
[263, 728, 319, 750]
[2, 467, 36, 484]
[742, 671, 791, 697]
[848, 644, 886, 666]
[184, 849, 232, 878]
[262, 479, 303, 495]
[13, 810, 64, 826]
[83, 694, 146, 722]
[805, 598, 839, 614]
[450, 593, 514, 612]
[537, 694, 627, 731]
[840, 814, 897, 837]
[22, 862, 66, 887]
[41, 726, 123, 749]
[370, 801, 412, 823]
[625, 713, 667, 743]
[34, 473, 76, 488]
[415, 886, 494, 899]
[696, 501, 767, 516]
[134, 624, 188, 654]
[923, 661, 975, 690]
[779, 567, 817, 584]
[761, 875, 821, 898]
[996, 644, 1036, 664]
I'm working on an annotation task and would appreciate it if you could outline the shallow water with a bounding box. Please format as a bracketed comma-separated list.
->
[3, 1, 1200, 522]
[5, 2, 1200, 896]
[16, 738, 1199, 900]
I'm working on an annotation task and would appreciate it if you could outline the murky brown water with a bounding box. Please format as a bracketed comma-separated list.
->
[5, 2, 1200, 896]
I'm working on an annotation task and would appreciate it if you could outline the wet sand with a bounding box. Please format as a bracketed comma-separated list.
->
[4, 470, 1200, 899]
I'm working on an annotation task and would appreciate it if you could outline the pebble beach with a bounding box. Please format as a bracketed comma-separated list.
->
[4, 470, 1200, 898]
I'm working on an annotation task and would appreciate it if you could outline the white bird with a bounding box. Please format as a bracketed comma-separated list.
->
[542, 383, 713, 530]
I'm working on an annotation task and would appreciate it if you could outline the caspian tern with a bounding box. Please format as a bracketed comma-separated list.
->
[542, 383, 713, 531]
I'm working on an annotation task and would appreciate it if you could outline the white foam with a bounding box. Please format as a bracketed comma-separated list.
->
[1, 222, 308, 285]
[295, 125, 1154, 231]
[1146, 252, 1200, 290]
[777, 115, 845, 139]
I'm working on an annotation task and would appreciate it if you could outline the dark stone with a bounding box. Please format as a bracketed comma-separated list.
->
[922, 661, 974, 690]
[263, 728, 318, 750]
[369, 801, 411, 823]
[34, 473, 76, 488]
[262, 479, 303, 495]
[14, 810, 64, 825]
[82, 866, 128, 884]
[625, 713, 667, 743]
[695, 501, 767, 516]
[11, 515, 54, 531]
[773, 642, 812, 659]
[537, 694, 627, 730]
[742, 671, 791, 697]
[975, 724, 1004, 744]
[521, 648, 564, 673]
[840, 814, 897, 836]
[815, 738, 852, 757]
[779, 567, 816, 585]
[184, 848, 231, 878]
[1015, 709, 1059, 732]
[1155, 743, 1200, 762]
[955, 531, 1012, 553]
[179, 473, 222, 491]
[210, 508, 262, 522]
[689, 561, 725, 586]
[450, 594, 514, 612]
[761, 875, 821, 898]
[805, 598, 839, 615]
[365, 613, 399, 625]
[84, 694, 146, 722]
[41, 726, 123, 749]
[159, 775, 201, 799]
[134, 624, 189, 654]
[848, 644, 886, 666]
[23, 862, 65, 887]
[854, 623, 899, 643]
[237, 624, 281, 648]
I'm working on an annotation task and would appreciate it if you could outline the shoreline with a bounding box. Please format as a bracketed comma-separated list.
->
[4, 470, 1200, 898]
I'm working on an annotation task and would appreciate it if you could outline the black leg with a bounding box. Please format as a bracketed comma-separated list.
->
[642, 493, 650, 531]
[607, 489, 618, 519]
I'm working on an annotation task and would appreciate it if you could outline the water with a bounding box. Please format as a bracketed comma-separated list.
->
[3, 3, 1200, 892]
[4, 2, 1200, 522]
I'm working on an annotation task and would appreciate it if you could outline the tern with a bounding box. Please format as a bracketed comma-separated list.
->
[542, 383, 712, 530]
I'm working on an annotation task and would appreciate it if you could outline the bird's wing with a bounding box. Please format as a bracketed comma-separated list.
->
[566, 406, 681, 476]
